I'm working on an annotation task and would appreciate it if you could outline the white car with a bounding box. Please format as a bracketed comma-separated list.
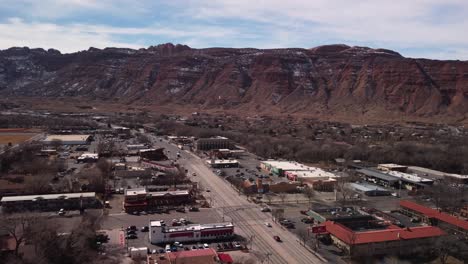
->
[265, 222, 272, 227]
[203, 243, 209, 249]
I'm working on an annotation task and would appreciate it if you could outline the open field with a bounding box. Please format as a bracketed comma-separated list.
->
[0, 133, 38, 144]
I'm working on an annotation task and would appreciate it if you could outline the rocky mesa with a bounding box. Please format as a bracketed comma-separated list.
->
[0, 43, 467, 120]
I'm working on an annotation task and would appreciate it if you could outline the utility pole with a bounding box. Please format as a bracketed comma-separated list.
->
[248, 235, 255, 250]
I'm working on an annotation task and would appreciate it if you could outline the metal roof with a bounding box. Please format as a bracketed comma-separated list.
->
[43, 134, 91, 142]
[356, 168, 399, 183]
[0, 192, 96, 202]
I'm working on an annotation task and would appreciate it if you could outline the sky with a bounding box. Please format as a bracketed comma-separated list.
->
[0, 0, 468, 60]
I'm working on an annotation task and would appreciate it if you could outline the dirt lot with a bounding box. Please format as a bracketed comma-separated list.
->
[0, 133, 38, 144]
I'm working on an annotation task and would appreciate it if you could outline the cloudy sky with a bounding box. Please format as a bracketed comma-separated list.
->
[0, 0, 467, 60]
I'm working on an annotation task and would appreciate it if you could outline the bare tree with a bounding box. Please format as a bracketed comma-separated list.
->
[278, 193, 287, 204]
[272, 208, 284, 222]
[335, 176, 355, 206]
[0, 215, 34, 257]
[303, 186, 315, 207]
[96, 158, 112, 179]
[297, 226, 310, 246]
[24, 174, 53, 194]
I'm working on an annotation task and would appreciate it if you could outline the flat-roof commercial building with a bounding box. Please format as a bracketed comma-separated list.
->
[307, 207, 374, 226]
[42, 134, 92, 145]
[377, 163, 408, 172]
[149, 220, 234, 244]
[408, 166, 468, 184]
[357, 168, 433, 190]
[348, 182, 392, 196]
[261, 160, 312, 177]
[0, 192, 99, 213]
[284, 167, 337, 182]
[124, 188, 192, 212]
[206, 159, 239, 168]
[195, 137, 233, 151]
[76, 153, 99, 163]
[284, 167, 338, 191]
[400, 200, 468, 237]
[325, 221, 445, 257]
[356, 168, 399, 188]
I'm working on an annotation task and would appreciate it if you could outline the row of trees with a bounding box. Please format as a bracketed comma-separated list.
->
[0, 213, 116, 264]
[154, 118, 468, 174]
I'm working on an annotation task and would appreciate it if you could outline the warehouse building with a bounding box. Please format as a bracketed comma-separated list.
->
[195, 137, 233, 151]
[42, 134, 92, 145]
[149, 220, 234, 244]
[400, 200, 468, 237]
[124, 188, 192, 212]
[0, 192, 99, 213]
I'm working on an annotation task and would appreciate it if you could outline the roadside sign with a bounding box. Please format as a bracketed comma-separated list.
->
[311, 225, 327, 234]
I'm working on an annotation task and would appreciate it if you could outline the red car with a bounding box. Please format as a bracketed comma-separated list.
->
[273, 236, 281, 242]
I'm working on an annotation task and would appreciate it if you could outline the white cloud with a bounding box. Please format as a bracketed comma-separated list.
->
[181, 0, 468, 59]
[0, 18, 238, 53]
[1, 0, 468, 59]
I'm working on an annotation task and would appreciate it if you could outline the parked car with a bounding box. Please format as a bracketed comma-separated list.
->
[273, 235, 281, 242]
[175, 208, 186, 213]
[265, 222, 272, 227]
[191, 245, 197, 250]
[141, 226, 149, 232]
[127, 226, 137, 231]
[125, 234, 137, 239]
[126, 230, 136, 235]
[189, 207, 199, 212]
[261, 207, 271, 212]
[58, 208, 66, 216]
[203, 243, 209, 249]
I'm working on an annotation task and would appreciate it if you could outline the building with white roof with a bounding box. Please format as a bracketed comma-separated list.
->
[261, 160, 313, 176]
[206, 159, 239, 168]
[42, 134, 92, 145]
[149, 220, 234, 244]
[408, 166, 468, 184]
[0, 192, 99, 212]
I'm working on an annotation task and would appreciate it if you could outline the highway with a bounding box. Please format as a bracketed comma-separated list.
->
[151, 136, 325, 264]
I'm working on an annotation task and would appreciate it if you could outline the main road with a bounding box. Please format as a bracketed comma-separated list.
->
[151, 136, 325, 264]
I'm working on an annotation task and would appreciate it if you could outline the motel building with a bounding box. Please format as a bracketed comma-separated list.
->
[149, 220, 234, 244]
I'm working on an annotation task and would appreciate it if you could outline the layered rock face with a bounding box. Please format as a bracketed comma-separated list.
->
[0, 43, 467, 117]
